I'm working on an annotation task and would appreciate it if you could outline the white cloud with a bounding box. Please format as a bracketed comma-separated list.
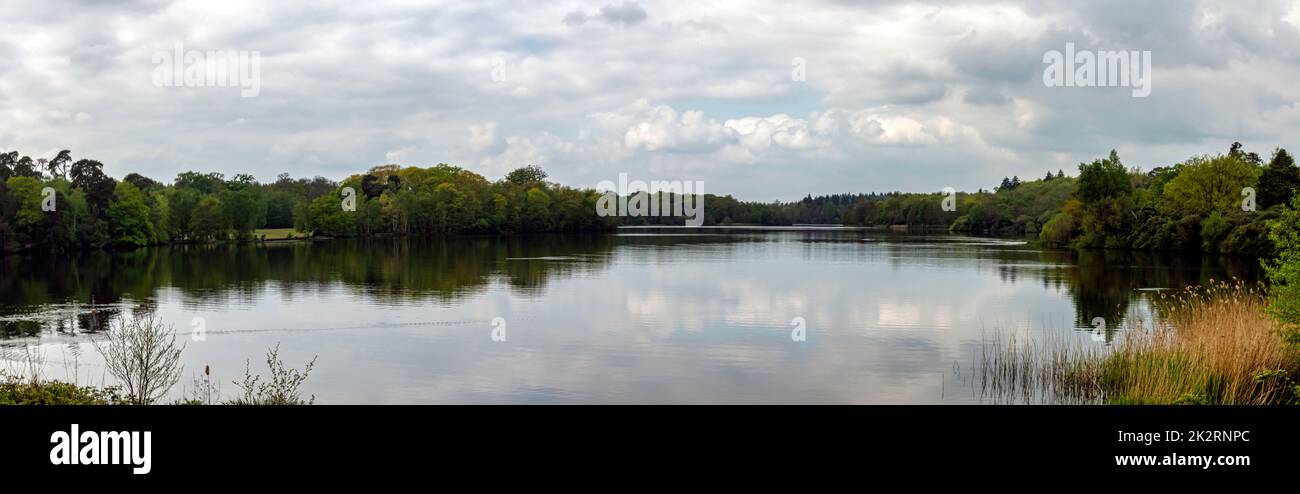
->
[467, 122, 497, 152]
[1, 0, 1298, 199]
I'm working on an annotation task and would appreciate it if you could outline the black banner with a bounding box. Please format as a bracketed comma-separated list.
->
[1, 406, 1291, 483]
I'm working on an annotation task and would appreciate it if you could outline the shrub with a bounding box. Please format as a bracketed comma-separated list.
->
[94, 313, 185, 404]
[1264, 195, 1300, 331]
[1200, 211, 1230, 252]
[0, 373, 124, 405]
[227, 344, 317, 405]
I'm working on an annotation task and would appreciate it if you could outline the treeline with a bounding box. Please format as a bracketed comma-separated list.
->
[0, 154, 617, 253]
[628, 171, 1076, 234]
[4, 142, 1298, 257]
[1035, 144, 1298, 257]
[630, 142, 1300, 257]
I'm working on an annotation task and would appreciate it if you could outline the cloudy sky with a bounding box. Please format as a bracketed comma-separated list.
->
[2, 0, 1299, 200]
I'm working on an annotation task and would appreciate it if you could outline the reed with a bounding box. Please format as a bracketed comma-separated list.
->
[979, 280, 1300, 404]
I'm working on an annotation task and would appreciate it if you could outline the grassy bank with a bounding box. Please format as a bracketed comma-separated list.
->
[253, 228, 305, 240]
[981, 281, 1300, 404]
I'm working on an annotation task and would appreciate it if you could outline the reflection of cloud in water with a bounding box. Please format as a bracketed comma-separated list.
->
[0, 231, 1267, 403]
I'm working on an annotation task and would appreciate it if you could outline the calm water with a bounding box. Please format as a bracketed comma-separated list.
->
[0, 228, 1263, 404]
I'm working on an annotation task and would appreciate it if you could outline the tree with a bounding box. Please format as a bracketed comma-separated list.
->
[1076, 150, 1132, 202]
[264, 191, 297, 229]
[189, 196, 227, 241]
[1158, 154, 1261, 217]
[1228, 141, 1262, 165]
[225, 173, 258, 191]
[167, 187, 201, 239]
[361, 173, 384, 199]
[306, 194, 356, 237]
[1264, 193, 1300, 332]
[106, 181, 154, 246]
[0, 151, 16, 181]
[506, 165, 548, 185]
[219, 187, 267, 237]
[1258, 148, 1300, 210]
[1039, 199, 1083, 245]
[174, 171, 224, 194]
[69, 159, 116, 215]
[47, 150, 72, 179]
[123, 173, 160, 191]
[147, 190, 171, 243]
[5, 176, 48, 247]
[520, 187, 552, 231]
[12, 156, 40, 178]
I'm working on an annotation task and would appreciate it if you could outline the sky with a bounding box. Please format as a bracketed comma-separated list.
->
[2, 0, 1299, 201]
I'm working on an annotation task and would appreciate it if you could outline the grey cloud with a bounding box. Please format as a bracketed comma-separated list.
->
[599, 1, 648, 25]
[563, 1, 648, 27]
[2, 0, 1299, 199]
[563, 11, 590, 26]
[963, 87, 1010, 106]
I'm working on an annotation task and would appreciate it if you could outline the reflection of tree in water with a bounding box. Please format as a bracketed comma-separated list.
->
[0, 233, 1269, 342]
[0, 235, 624, 334]
[1049, 249, 1264, 340]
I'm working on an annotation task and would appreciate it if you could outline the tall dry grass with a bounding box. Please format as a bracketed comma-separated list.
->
[979, 280, 1300, 405]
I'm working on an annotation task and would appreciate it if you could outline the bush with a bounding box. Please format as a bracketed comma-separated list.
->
[1200, 211, 1230, 251]
[227, 344, 317, 405]
[94, 313, 185, 404]
[1264, 195, 1300, 330]
[1221, 210, 1279, 257]
[0, 373, 124, 405]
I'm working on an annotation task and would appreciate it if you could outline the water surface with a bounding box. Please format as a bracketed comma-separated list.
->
[0, 228, 1262, 403]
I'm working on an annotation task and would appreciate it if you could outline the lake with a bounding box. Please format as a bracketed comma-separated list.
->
[0, 228, 1264, 404]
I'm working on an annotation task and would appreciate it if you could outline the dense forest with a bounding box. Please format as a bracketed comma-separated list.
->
[2, 142, 1298, 257]
[0, 156, 618, 254]
[631, 142, 1299, 257]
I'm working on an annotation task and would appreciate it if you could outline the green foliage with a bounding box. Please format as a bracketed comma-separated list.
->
[505, 164, 548, 185]
[167, 187, 201, 239]
[0, 144, 1290, 260]
[1199, 211, 1230, 251]
[190, 196, 228, 241]
[227, 344, 317, 405]
[5, 176, 48, 246]
[1076, 150, 1131, 203]
[1220, 211, 1279, 257]
[1039, 199, 1083, 245]
[219, 187, 267, 238]
[0, 374, 123, 405]
[1258, 148, 1300, 210]
[1158, 154, 1260, 217]
[1264, 194, 1300, 327]
[1077, 195, 1135, 249]
[1047, 146, 1283, 256]
[305, 194, 355, 237]
[264, 190, 297, 229]
[106, 181, 154, 247]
